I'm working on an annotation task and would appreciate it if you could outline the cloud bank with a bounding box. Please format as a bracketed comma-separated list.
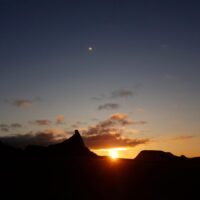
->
[98, 103, 119, 110]
[0, 123, 22, 132]
[0, 129, 67, 148]
[83, 133, 149, 149]
[0, 113, 148, 149]
[81, 112, 149, 149]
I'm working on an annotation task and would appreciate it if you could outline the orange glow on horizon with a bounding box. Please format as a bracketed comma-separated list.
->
[110, 149, 118, 159]
[92, 147, 129, 158]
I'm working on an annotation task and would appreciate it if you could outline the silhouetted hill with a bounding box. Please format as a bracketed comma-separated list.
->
[24, 130, 96, 157]
[0, 130, 200, 200]
[48, 130, 97, 157]
[0, 140, 21, 157]
[135, 150, 180, 162]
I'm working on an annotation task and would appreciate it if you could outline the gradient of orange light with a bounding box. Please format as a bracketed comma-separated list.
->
[92, 135, 200, 159]
[92, 147, 132, 159]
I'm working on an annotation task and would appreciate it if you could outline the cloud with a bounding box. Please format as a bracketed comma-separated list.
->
[0, 124, 9, 129]
[0, 123, 22, 132]
[56, 115, 65, 124]
[91, 118, 99, 122]
[83, 133, 150, 149]
[13, 99, 32, 108]
[0, 112, 148, 150]
[110, 113, 128, 120]
[5, 97, 42, 108]
[133, 120, 147, 125]
[0, 122, 150, 149]
[0, 128, 149, 149]
[172, 135, 196, 141]
[0, 129, 68, 148]
[110, 113, 147, 126]
[111, 89, 133, 98]
[91, 95, 105, 101]
[34, 120, 52, 126]
[81, 119, 123, 136]
[71, 121, 87, 129]
[98, 103, 119, 110]
[125, 129, 142, 134]
[80, 113, 149, 148]
[82, 113, 146, 136]
[92, 88, 134, 101]
[110, 113, 132, 126]
[10, 123, 23, 128]
[0, 127, 9, 132]
[44, 128, 66, 136]
[82, 124, 117, 136]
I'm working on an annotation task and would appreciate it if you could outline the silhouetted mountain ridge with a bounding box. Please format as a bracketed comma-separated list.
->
[23, 130, 96, 157]
[0, 130, 200, 200]
[48, 130, 96, 157]
[0, 130, 199, 161]
[135, 150, 183, 162]
[0, 130, 96, 157]
[0, 140, 21, 157]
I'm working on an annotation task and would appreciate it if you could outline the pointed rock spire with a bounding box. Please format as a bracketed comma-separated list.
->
[63, 130, 84, 147]
[48, 130, 97, 157]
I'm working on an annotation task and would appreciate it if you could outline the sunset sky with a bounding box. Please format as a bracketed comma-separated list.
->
[0, 0, 200, 158]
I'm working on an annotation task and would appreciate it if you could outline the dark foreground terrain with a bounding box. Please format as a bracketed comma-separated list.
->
[0, 130, 200, 200]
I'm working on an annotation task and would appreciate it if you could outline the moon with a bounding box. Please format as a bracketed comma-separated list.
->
[88, 47, 93, 52]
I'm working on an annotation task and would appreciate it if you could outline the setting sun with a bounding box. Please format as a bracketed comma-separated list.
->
[93, 147, 128, 158]
[110, 149, 118, 159]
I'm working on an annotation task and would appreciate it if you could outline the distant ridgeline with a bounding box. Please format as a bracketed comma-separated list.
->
[0, 130, 200, 200]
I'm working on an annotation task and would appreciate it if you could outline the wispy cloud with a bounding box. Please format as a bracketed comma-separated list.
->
[71, 121, 87, 129]
[5, 97, 41, 108]
[111, 89, 133, 98]
[0, 123, 22, 132]
[92, 88, 134, 101]
[56, 115, 65, 124]
[0, 124, 9, 129]
[91, 95, 106, 101]
[125, 129, 142, 134]
[98, 103, 119, 110]
[110, 113, 147, 126]
[110, 113, 132, 126]
[172, 135, 196, 141]
[13, 99, 32, 108]
[110, 113, 127, 120]
[0, 127, 9, 132]
[10, 123, 23, 128]
[33, 120, 52, 126]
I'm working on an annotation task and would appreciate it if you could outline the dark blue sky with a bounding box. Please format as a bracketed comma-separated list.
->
[0, 0, 200, 157]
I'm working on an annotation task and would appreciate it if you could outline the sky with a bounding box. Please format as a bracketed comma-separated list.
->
[0, 0, 200, 158]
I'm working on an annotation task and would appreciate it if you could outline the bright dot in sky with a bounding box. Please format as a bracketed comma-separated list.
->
[88, 47, 93, 52]
[110, 149, 118, 159]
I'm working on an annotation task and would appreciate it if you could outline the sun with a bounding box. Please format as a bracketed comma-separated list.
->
[110, 149, 118, 159]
